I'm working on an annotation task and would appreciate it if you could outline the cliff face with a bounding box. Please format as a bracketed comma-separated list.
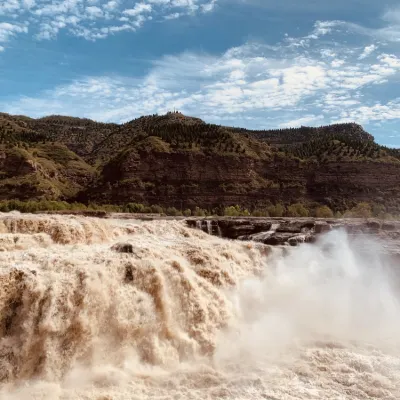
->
[0, 111, 399, 213]
[0, 141, 94, 200]
[82, 150, 400, 212]
[84, 151, 267, 207]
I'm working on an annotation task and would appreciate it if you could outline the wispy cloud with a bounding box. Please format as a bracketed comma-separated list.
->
[336, 100, 400, 124]
[1, 3, 399, 144]
[278, 115, 325, 128]
[0, 0, 218, 45]
[3, 18, 399, 132]
[383, 6, 400, 24]
[283, 6, 400, 48]
[358, 44, 377, 60]
[0, 22, 28, 47]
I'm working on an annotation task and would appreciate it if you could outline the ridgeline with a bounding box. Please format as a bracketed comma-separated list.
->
[0, 111, 399, 216]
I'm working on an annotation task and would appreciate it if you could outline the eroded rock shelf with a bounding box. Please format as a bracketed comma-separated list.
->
[186, 217, 400, 258]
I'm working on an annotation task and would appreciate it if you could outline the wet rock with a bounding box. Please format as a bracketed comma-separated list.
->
[239, 231, 275, 242]
[217, 219, 272, 240]
[111, 243, 133, 253]
[365, 220, 381, 233]
[224, 224, 262, 239]
[288, 234, 312, 247]
[315, 223, 332, 234]
[262, 232, 296, 246]
[382, 223, 396, 231]
[124, 264, 134, 282]
[276, 220, 315, 234]
[366, 220, 381, 230]
[187, 217, 400, 250]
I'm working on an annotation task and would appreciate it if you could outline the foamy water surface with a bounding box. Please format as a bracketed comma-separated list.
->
[0, 212, 399, 399]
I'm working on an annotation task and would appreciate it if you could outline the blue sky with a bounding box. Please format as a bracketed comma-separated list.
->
[0, 0, 399, 146]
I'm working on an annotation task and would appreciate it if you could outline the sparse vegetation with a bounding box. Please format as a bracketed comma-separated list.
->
[315, 206, 334, 219]
[230, 122, 400, 163]
[223, 205, 251, 217]
[0, 112, 399, 214]
[0, 199, 397, 220]
[286, 203, 309, 217]
[267, 204, 285, 217]
[344, 202, 373, 219]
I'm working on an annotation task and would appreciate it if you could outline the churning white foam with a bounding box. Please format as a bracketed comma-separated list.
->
[0, 214, 399, 399]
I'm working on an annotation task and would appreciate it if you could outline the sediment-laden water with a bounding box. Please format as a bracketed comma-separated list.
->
[0, 213, 399, 399]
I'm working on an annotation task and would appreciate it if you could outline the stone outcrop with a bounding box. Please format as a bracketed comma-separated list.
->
[187, 217, 400, 255]
[82, 152, 400, 212]
[111, 243, 134, 253]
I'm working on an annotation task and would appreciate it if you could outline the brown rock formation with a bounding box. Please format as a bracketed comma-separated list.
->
[0, 112, 399, 213]
[187, 217, 400, 254]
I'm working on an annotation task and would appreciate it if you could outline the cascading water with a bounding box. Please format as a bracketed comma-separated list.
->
[206, 220, 212, 236]
[0, 212, 399, 399]
[195, 220, 202, 231]
[244, 222, 281, 241]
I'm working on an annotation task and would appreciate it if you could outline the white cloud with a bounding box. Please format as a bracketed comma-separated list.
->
[327, 15, 400, 43]
[1, 0, 398, 49]
[201, 0, 217, 12]
[0, 22, 28, 43]
[359, 44, 377, 60]
[320, 49, 336, 58]
[23, 0, 36, 9]
[0, 0, 219, 44]
[337, 100, 400, 124]
[0, 0, 20, 15]
[0, 45, 4, 52]
[86, 6, 103, 18]
[278, 115, 325, 128]
[286, 7, 400, 48]
[1, 7, 399, 133]
[123, 3, 152, 17]
[103, 1, 118, 11]
[331, 59, 345, 67]
[382, 6, 400, 24]
[379, 53, 400, 68]
[164, 12, 181, 19]
[3, 30, 399, 129]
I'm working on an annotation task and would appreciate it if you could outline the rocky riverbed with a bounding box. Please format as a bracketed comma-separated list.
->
[40, 211, 400, 258]
[186, 217, 400, 258]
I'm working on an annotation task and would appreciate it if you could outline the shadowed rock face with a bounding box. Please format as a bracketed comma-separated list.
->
[82, 153, 400, 211]
[187, 217, 400, 254]
[111, 243, 134, 253]
[1, 113, 400, 213]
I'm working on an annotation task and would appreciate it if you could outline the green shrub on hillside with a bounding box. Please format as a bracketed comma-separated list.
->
[286, 203, 309, 217]
[150, 205, 164, 214]
[345, 202, 372, 218]
[372, 203, 386, 219]
[125, 203, 146, 213]
[193, 207, 207, 217]
[166, 207, 182, 216]
[315, 205, 334, 218]
[251, 209, 269, 217]
[224, 205, 251, 217]
[0, 199, 397, 221]
[267, 204, 285, 217]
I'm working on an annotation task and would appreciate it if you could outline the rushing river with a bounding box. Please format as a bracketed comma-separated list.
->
[0, 213, 399, 399]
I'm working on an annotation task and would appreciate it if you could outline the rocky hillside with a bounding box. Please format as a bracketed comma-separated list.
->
[230, 123, 374, 145]
[0, 111, 399, 214]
